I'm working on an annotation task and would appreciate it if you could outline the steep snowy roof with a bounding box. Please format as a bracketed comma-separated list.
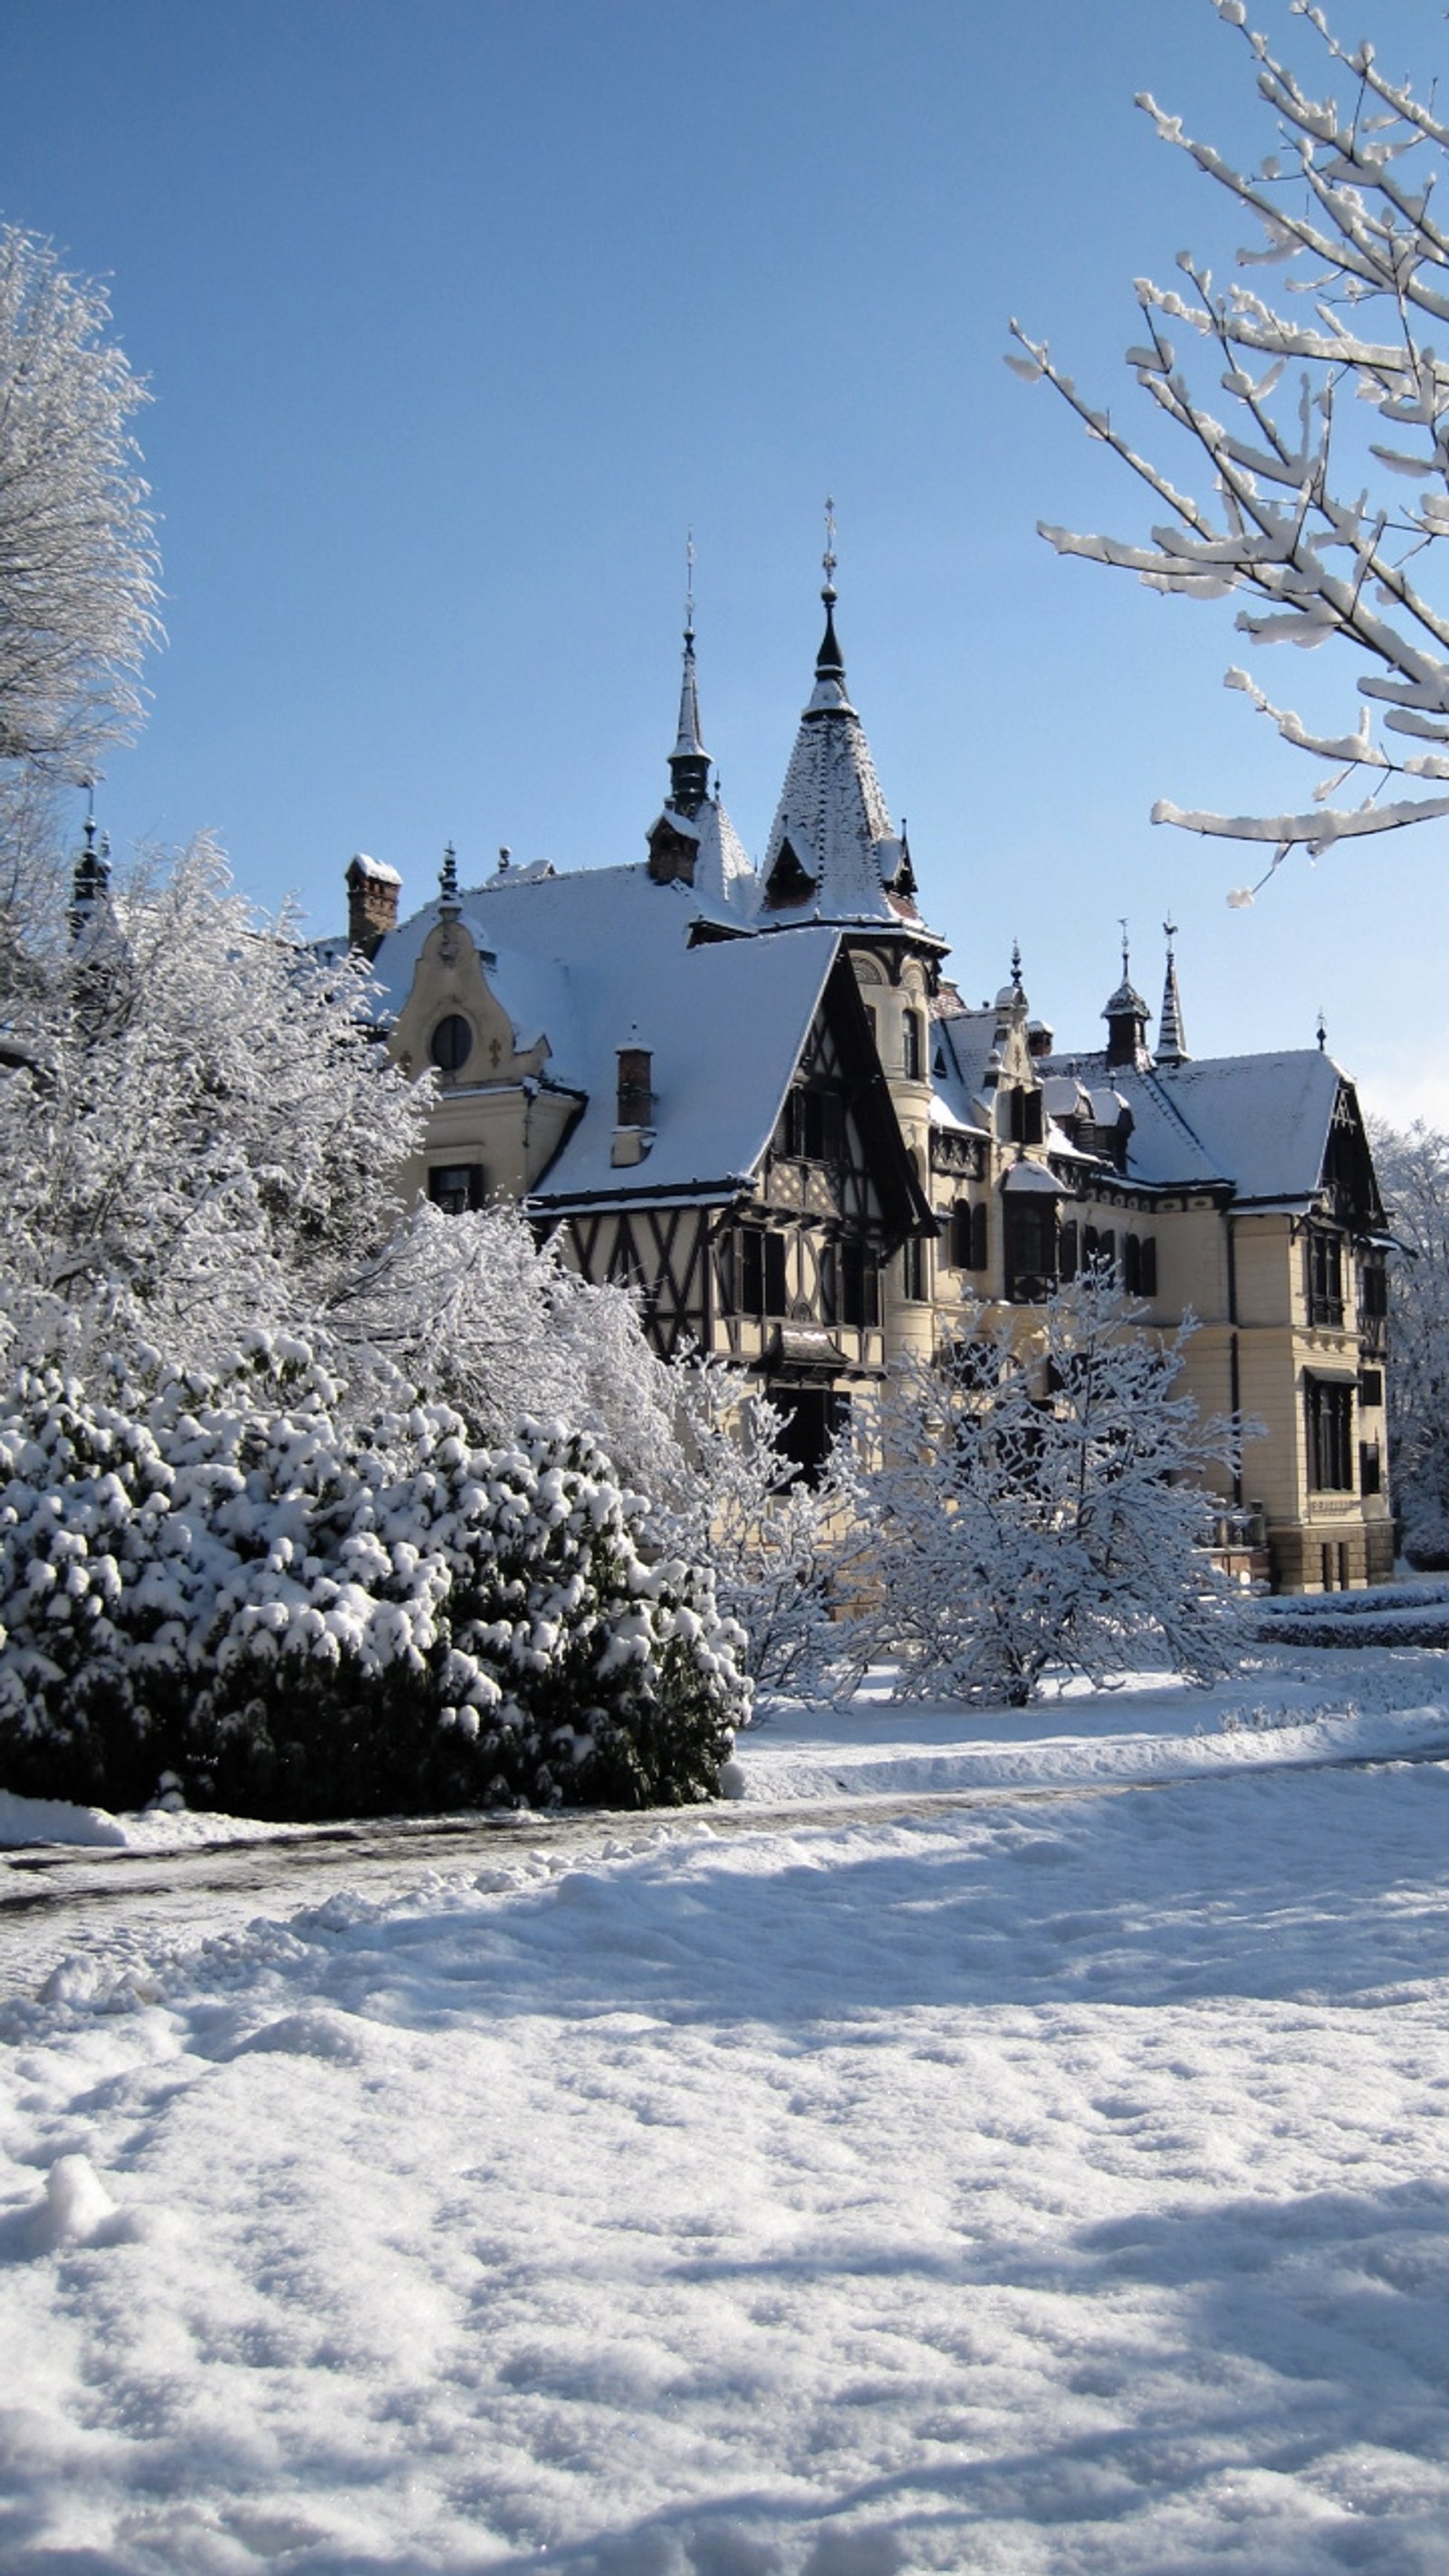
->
[1125, 1050, 1344, 1203]
[365, 860, 840, 1206]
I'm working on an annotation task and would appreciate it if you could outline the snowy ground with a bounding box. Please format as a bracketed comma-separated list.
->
[5, 1651, 1449, 2571]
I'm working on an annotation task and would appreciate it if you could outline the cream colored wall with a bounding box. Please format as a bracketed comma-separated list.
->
[388, 916, 568, 1203]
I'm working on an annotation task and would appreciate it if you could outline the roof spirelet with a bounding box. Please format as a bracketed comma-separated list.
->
[1156, 918, 1189, 1066]
[668, 532, 711, 820]
[439, 842, 460, 910]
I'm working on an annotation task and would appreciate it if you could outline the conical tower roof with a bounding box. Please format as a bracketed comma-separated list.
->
[761, 522, 925, 931]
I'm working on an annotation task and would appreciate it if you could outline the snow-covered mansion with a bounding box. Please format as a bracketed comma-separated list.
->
[331, 574, 1394, 1596]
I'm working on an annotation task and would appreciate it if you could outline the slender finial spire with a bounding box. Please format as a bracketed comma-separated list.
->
[1156, 917, 1188, 1065]
[1011, 939, 1024, 999]
[1317, 1008, 1328, 1052]
[668, 530, 710, 815]
[439, 842, 459, 908]
[1119, 916, 1130, 976]
[812, 494, 847, 690]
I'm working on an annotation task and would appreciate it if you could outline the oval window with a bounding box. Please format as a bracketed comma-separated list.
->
[430, 1013, 472, 1073]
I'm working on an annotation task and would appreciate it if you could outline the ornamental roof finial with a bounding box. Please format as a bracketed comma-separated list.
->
[815, 494, 845, 683]
[439, 841, 459, 908]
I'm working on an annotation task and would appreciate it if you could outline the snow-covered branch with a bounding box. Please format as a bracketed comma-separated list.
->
[0, 228, 161, 777]
[1012, 1, 1449, 857]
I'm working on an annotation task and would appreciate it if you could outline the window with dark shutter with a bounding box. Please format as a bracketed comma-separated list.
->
[1059, 1220, 1078, 1282]
[764, 1232, 789, 1318]
[1139, 1235, 1157, 1296]
[1306, 1376, 1354, 1490]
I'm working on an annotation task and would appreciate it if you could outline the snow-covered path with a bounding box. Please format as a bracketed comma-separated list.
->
[5, 1698, 1449, 2572]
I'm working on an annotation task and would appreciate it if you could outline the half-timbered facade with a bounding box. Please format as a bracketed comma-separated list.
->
[331, 571, 1396, 1589]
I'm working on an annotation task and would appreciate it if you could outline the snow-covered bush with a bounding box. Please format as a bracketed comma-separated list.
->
[0, 1341, 747, 1817]
[855, 1273, 1239, 1706]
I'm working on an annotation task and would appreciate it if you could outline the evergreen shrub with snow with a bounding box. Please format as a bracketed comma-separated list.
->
[0, 1341, 747, 1818]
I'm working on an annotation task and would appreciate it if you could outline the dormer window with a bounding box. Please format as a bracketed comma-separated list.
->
[765, 836, 816, 908]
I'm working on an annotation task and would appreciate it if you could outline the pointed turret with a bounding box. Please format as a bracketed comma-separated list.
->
[667, 620, 710, 820]
[761, 505, 926, 930]
[1156, 919, 1188, 1066]
[69, 801, 110, 943]
[1102, 925, 1152, 1071]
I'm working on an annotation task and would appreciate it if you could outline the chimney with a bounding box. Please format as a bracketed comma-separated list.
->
[346, 854, 401, 956]
[612, 1043, 655, 1166]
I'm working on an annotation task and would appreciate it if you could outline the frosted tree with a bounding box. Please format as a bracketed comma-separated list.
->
[859, 1273, 1238, 1705]
[1012, 2, 1449, 882]
[0, 835, 421, 1374]
[1367, 1118, 1449, 1562]
[659, 1360, 865, 1696]
[0, 227, 160, 779]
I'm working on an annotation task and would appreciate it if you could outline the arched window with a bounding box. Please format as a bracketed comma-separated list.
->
[902, 1011, 923, 1082]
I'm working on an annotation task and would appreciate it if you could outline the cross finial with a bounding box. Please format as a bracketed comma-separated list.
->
[685, 528, 696, 641]
[1164, 916, 1177, 952]
[1317, 1008, 1328, 1052]
[822, 495, 838, 601]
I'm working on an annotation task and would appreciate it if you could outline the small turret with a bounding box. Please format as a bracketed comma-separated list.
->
[69, 801, 110, 943]
[1102, 925, 1152, 1072]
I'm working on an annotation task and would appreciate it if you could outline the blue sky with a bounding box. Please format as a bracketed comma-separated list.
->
[4, 0, 1441, 1117]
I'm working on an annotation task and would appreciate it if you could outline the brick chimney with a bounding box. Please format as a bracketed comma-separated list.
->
[346, 854, 401, 956]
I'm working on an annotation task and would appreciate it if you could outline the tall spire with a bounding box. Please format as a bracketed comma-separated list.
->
[668, 531, 710, 819]
[1156, 918, 1188, 1065]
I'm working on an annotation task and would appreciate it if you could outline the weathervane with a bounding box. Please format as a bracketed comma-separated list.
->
[822, 495, 837, 598]
[1164, 915, 1177, 952]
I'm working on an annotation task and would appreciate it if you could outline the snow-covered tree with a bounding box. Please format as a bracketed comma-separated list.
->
[1367, 1118, 1449, 1562]
[659, 1360, 864, 1697]
[0, 226, 160, 779]
[1012, 2, 1449, 879]
[351, 1199, 688, 1496]
[0, 836, 421, 1377]
[857, 1274, 1237, 1705]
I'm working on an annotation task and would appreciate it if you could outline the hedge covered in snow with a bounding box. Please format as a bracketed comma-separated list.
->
[0, 1339, 748, 1817]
